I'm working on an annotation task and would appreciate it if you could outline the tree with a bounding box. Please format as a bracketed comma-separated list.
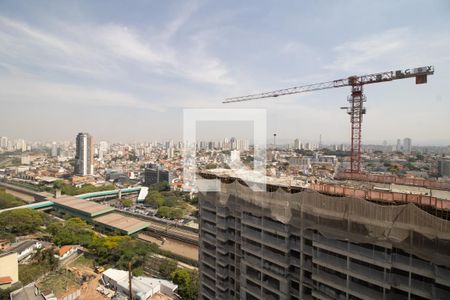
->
[164, 196, 177, 207]
[157, 206, 171, 218]
[156, 207, 184, 219]
[405, 162, 418, 171]
[0, 286, 21, 300]
[170, 208, 184, 219]
[58, 183, 116, 196]
[53, 180, 64, 190]
[150, 182, 170, 192]
[90, 235, 130, 251]
[188, 196, 198, 205]
[0, 209, 44, 235]
[171, 269, 198, 300]
[388, 165, 400, 174]
[145, 191, 165, 208]
[0, 189, 26, 209]
[121, 199, 133, 207]
[132, 266, 144, 276]
[89, 236, 158, 268]
[114, 239, 158, 271]
[48, 217, 94, 246]
[35, 247, 59, 271]
[159, 259, 178, 279]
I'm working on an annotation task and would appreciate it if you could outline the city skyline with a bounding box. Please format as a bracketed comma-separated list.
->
[0, 1, 450, 145]
[0, 133, 432, 149]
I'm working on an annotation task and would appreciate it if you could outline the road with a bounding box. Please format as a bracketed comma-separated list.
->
[2, 188, 35, 203]
[0, 181, 53, 200]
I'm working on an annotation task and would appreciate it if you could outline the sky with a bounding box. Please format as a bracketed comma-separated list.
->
[0, 0, 449, 145]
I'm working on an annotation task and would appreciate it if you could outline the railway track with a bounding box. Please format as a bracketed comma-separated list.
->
[142, 220, 198, 245]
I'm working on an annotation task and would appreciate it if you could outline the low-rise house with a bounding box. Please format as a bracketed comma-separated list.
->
[102, 268, 178, 300]
[8, 240, 42, 261]
[0, 252, 18, 289]
[57, 245, 79, 260]
[0, 276, 13, 290]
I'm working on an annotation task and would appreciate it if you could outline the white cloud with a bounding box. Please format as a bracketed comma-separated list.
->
[97, 24, 172, 65]
[280, 41, 318, 58]
[0, 17, 73, 54]
[0, 14, 235, 90]
[160, 1, 199, 41]
[326, 28, 450, 73]
[326, 28, 408, 72]
[0, 77, 165, 111]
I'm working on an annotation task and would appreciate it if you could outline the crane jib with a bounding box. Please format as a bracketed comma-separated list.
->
[223, 65, 434, 103]
[221, 65, 434, 174]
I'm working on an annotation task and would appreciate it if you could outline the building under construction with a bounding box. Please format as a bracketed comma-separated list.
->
[198, 170, 450, 300]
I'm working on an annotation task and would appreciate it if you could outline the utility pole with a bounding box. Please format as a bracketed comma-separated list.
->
[128, 261, 133, 300]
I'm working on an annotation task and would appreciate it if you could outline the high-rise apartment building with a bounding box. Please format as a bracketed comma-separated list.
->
[74, 132, 94, 176]
[16, 139, 26, 152]
[98, 141, 109, 161]
[396, 139, 402, 152]
[223, 138, 230, 150]
[0, 136, 7, 149]
[403, 138, 412, 154]
[237, 139, 249, 151]
[438, 159, 450, 178]
[230, 137, 237, 150]
[143, 164, 171, 186]
[294, 139, 300, 150]
[198, 171, 450, 300]
[51, 141, 58, 157]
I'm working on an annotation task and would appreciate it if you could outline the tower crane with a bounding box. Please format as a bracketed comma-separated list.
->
[223, 66, 434, 173]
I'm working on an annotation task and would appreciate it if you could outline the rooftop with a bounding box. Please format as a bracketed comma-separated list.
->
[8, 240, 38, 254]
[0, 276, 13, 284]
[93, 213, 149, 235]
[51, 195, 115, 217]
[103, 268, 177, 298]
[199, 168, 302, 187]
[58, 245, 76, 257]
[200, 169, 450, 214]
[10, 284, 45, 300]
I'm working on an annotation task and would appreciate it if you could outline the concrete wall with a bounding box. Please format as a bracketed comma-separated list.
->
[0, 252, 18, 283]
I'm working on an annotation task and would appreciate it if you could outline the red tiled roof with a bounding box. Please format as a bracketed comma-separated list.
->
[0, 276, 13, 284]
[59, 245, 75, 257]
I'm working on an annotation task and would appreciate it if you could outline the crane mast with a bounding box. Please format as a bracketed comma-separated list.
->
[223, 66, 434, 173]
